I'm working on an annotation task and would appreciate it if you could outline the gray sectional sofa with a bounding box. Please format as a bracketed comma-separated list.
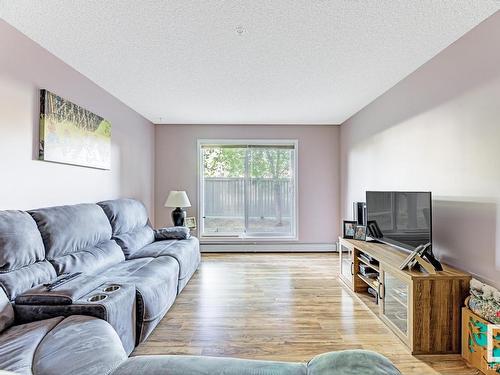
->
[0, 198, 401, 375]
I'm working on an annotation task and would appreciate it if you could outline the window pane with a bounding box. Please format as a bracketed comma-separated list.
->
[246, 147, 295, 236]
[202, 146, 245, 234]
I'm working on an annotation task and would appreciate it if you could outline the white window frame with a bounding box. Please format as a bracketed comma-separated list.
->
[197, 139, 299, 242]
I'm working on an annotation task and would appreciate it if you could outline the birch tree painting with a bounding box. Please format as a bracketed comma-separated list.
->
[39, 90, 111, 169]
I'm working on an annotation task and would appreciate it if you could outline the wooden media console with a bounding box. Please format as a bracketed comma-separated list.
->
[339, 237, 471, 354]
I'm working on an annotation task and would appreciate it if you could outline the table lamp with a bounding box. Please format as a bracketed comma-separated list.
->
[164, 191, 191, 226]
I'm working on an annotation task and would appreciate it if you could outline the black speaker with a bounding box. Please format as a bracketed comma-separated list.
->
[353, 202, 366, 225]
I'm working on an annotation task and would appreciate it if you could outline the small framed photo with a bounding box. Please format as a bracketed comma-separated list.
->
[343, 220, 357, 239]
[185, 217, 197, 229]
[354, 225, 367, 241]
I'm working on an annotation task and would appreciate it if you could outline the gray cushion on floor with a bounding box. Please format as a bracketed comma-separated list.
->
[307, 350, 401, 375]
[98, 199, 155, 258]
[33, 315, 127, 375]
[113, 355, 307, 375]
[0, 317, 63, 374]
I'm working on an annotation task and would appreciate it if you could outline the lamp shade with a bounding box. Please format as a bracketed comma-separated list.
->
[164, 191, 191, 208]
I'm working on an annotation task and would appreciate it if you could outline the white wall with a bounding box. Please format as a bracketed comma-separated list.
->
[0, 20, 155, 216]
[340, 13, 500, 287]
[155, 124, 340, 245]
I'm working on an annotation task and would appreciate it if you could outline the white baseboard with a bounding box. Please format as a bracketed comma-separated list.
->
[200, 242, 337, 252]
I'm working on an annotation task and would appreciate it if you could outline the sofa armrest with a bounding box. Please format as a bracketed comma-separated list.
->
[15, 274, 107, 305]
[14, 282, 137, 355]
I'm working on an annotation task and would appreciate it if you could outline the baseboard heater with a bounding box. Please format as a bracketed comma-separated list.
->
[200, 243, 337, 252]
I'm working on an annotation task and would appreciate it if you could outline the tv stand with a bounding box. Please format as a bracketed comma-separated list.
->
[338, 237, 471, 354]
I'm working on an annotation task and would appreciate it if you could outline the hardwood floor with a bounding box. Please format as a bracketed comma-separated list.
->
[133, 253, 478, 374]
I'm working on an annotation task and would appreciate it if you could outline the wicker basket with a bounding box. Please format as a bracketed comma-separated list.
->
[462, 298, 500, 374]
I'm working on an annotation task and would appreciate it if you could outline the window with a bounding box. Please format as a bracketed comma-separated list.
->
[198, 140, 297, 240]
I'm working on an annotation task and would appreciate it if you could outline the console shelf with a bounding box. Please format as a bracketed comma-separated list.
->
[338, 237, 471, 354]
[357, 256, 380, 272]
[357, 273, 378, 289]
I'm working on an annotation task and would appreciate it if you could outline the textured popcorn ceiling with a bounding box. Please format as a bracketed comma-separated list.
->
[1, 1, 498, 124]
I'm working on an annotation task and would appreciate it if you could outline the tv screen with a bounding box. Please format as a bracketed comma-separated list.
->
[366, 191, 432, 252]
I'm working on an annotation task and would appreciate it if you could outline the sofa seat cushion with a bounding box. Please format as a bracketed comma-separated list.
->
[98, 257, 179, 343]
[97, 199, 154, 258]
[0, 317, 63, 374]
[33, 315, 127, 375]
[29, 204, 124, 275]
[113, 355, 307, 375]
[46, 240, 125, 275]
[129, 237, 200, 281]
[307, 350, 401, 375]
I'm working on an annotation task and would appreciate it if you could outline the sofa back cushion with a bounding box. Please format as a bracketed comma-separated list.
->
[0, 210, 56, 300]
[98, 199, 154, 258]
[0, 210, 45, 271]
[29, 204, 124, 275]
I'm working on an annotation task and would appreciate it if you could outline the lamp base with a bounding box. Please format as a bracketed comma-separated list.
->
[171, 207, 186, 226]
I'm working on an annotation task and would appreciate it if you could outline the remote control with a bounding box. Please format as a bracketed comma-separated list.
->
[44, 272, 82, 291]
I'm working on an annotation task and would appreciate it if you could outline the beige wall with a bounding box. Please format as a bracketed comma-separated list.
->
[0, 20, 155, 216]
[155, 124, 340, 244]
[340, 13, 500, 287]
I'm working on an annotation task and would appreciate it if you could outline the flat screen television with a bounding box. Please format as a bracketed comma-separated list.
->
[366, 191, 432, 253]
